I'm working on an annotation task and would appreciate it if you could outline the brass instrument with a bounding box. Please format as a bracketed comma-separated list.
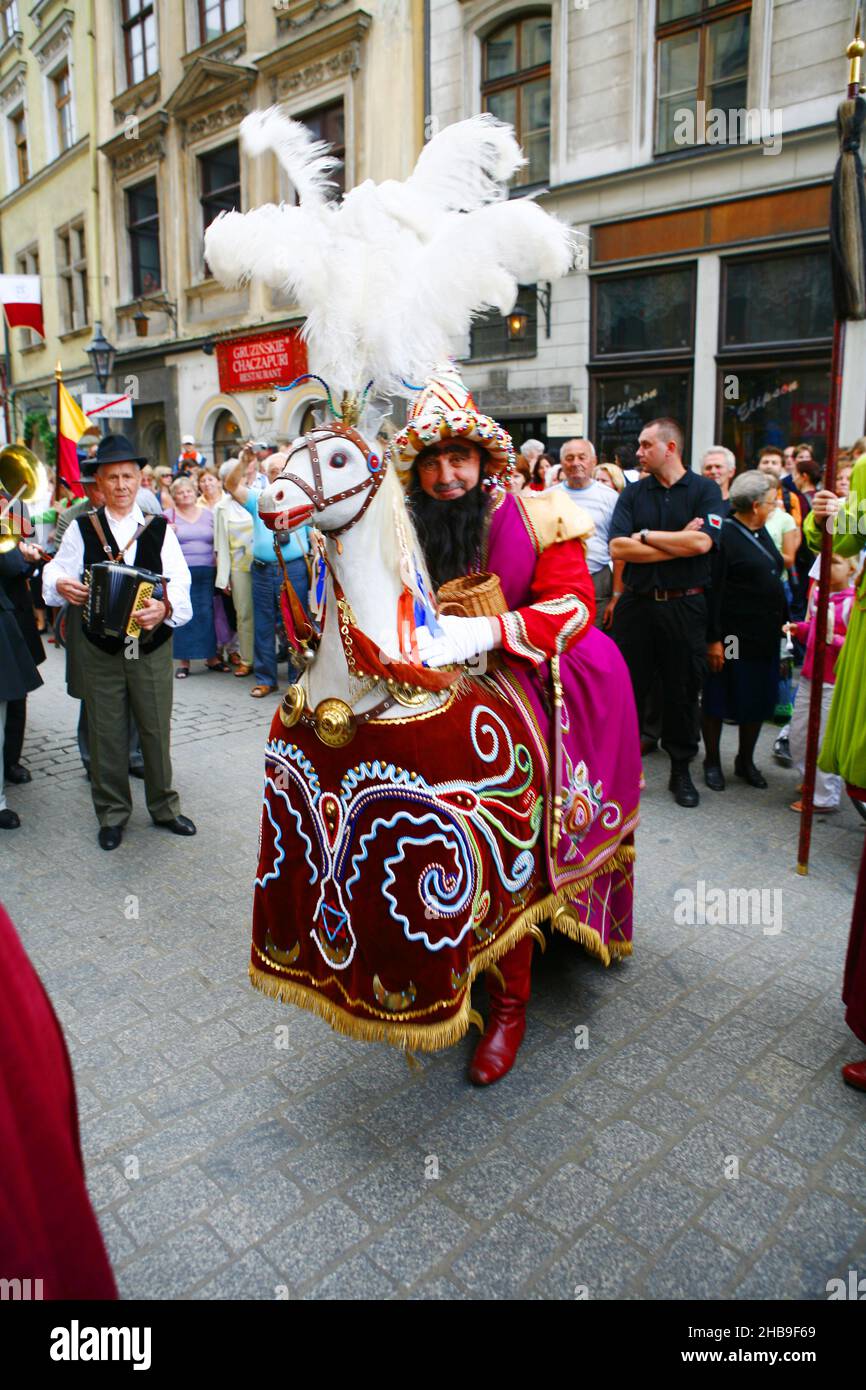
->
[0, 442, 49, 553]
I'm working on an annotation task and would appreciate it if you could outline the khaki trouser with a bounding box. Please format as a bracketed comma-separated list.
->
[591, 565, 613, 629]
[79, 634, 181, 827]
[231, 565, 254, 667]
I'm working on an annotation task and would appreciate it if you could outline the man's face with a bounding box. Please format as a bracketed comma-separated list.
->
[83, 480, 104, 508]
[636, 425, 671, 476]
[702, 452, 729, 486]
[416, 440, 482, 500]
[560, 440, 595, 488]
[758, 453, 783, 480]
[97, 462, 140, 510]
[783, 447, 795, 468]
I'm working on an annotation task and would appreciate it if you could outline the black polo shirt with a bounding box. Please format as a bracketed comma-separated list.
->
[609, 469, 725, 594]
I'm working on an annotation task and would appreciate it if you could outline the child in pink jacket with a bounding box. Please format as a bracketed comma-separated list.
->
[786, 553, 858, 812]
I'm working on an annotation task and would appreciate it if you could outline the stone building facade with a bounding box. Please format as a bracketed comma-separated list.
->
[429, 0, 866, 465]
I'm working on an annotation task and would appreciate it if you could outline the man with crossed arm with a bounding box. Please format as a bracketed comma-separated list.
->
[609, 417, 724, 808]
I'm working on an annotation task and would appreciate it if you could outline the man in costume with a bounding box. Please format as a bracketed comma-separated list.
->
[397, 368, 641, 1083]
[43, 433, 195, 850]
[805, 467, 866, 1091]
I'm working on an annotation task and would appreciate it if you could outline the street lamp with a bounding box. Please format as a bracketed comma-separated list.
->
[132, 296, 179, 338]
[86, 322, 116, 435]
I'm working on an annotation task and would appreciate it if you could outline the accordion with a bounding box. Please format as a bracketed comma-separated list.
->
[84, 562, 165, 641]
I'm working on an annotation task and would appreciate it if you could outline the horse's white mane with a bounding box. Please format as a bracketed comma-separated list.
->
[204, 111, 576, 398]
[370, 462, 432, 595]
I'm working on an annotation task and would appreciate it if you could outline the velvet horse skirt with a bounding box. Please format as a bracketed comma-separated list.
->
[249, 675, 635, 1052]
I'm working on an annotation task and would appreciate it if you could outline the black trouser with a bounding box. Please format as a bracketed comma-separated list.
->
[612, 591, 707, 764]
[3, 697, 25, 771]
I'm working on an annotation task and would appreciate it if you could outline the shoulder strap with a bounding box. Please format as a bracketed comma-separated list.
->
[89, 511, 154, 562]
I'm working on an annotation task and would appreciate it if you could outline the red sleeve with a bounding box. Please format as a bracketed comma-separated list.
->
[498, 538, 595, 665]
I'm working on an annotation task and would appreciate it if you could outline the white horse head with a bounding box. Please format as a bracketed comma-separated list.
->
[258, 428, 384, 537]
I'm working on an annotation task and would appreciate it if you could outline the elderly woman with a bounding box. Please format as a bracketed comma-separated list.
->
[198, 469, 223, 510]
[214, 459, 255, 676]
[165, 475, 229, 677]
[702, 470, 787, 791]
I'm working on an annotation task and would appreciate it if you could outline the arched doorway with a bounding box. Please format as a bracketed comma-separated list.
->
[212, 409, 242, 466]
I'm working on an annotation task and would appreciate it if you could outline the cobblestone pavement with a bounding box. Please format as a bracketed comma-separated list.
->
[4, 644, 866, 1300]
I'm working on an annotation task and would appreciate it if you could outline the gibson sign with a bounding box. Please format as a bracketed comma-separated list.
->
[216, 328, 308, 393]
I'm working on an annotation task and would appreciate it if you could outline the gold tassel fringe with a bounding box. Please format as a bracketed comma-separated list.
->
[249, 843, 635, 1052]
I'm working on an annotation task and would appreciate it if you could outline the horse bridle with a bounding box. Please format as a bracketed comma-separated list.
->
[278, 422, 387, 539]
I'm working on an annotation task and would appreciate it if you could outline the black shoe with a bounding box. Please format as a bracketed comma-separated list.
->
[669, 765, 699, 808]
[98, 825, 123, 850]
[153, 814, 197, 836]
[129, 762, 145, 780]
[0, 809, 21, 829]
[703, 762, 726, 791]
[772, 734, 792, 767]
[4, 763, 32, 784]
[734, 756, 768, 789]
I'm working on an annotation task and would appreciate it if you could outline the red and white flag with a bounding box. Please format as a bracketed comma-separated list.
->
[0, 274, 44, 338]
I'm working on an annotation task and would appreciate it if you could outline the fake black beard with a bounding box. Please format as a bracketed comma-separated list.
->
[408, 481, 488, 590]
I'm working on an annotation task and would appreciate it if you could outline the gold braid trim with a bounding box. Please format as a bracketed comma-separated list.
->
[249, 843, 635, 1051]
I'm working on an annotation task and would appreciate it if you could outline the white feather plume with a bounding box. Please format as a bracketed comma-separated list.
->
[203, 110, 576, 397]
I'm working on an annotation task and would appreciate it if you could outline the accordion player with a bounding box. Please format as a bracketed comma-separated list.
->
[84, 562, 167, 642]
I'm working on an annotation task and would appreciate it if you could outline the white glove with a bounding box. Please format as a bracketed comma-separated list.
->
[416, 614, 499, 669]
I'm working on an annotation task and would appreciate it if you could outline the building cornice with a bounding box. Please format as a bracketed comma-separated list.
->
[164, 57, 257, 123]
[256, 9, 371, 95]
[0, 59, 27, 107]
[31, 7, 73, 69]
[100, 109, 168, 172]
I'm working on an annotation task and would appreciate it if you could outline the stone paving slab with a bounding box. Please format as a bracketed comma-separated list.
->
[3, 645, 866, 1300]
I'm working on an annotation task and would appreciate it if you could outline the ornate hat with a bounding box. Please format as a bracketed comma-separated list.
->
[394, 363, 515, 474]
[94, 433, 147, 468]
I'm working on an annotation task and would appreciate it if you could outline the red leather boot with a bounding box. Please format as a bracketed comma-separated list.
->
[469, 934, 534, 1086]
[841, 1060, 866, 1092]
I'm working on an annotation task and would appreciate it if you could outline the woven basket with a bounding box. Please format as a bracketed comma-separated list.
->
[437, 571, 507, 618]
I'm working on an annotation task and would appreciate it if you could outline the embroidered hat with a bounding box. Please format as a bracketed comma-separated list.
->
[393, 364, 516, 475]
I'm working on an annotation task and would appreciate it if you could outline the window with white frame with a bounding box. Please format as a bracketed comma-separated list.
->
[51, 62, 74, 153]
[198, 0, 242, 45]
[56, 219, 89, 333]
[14, 243, 39, 348]
[0, 1, 20, 44]
[481, 13, 551, 187]
[7, 103, 28, 185]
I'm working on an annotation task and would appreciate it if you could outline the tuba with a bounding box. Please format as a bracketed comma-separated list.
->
[0, 443, 49, 552]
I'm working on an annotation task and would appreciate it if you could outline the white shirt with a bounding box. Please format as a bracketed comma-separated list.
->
[42, 503, 192, 629]
[555, 480, 618, 573]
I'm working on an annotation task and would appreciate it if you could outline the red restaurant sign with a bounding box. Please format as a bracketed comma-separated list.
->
[216, 328, 308, 393]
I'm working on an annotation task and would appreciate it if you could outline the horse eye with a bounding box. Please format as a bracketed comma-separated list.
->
[330, 451, 348, 469]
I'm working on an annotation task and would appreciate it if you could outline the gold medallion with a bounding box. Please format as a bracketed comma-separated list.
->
[279, 684, 306, 728]
[314, 697, 357, 747]
[386, 678, 429, 708]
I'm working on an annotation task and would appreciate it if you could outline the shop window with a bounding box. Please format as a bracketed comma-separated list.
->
[718, 362, 831, 466]
[482, 13, 551, 187]
[127, 177, 161, 296]
[721, 247, 833, 349]
[212, 409, 241, 466]
[300, 100, 345, 197]
[198, 0, 242, 45]
[656, 1, 751, 156]
[591, 369, 693, 465]
[469, 284, 538, 360]
[14, 243, 39, 348]
[122, 0, 157, 89]
[57, 219, 88, 334]
[592, 265, 696, 358]
[200, 141, 240, 275]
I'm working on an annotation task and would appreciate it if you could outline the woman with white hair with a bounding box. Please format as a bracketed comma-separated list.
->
[214, 458, 255, 676]
[702, 470, 787, 790]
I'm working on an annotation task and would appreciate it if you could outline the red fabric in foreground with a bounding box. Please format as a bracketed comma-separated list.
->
[0, 901, 117, 1299]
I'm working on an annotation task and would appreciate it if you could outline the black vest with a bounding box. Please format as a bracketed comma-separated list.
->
[78, 509, 172, 656]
